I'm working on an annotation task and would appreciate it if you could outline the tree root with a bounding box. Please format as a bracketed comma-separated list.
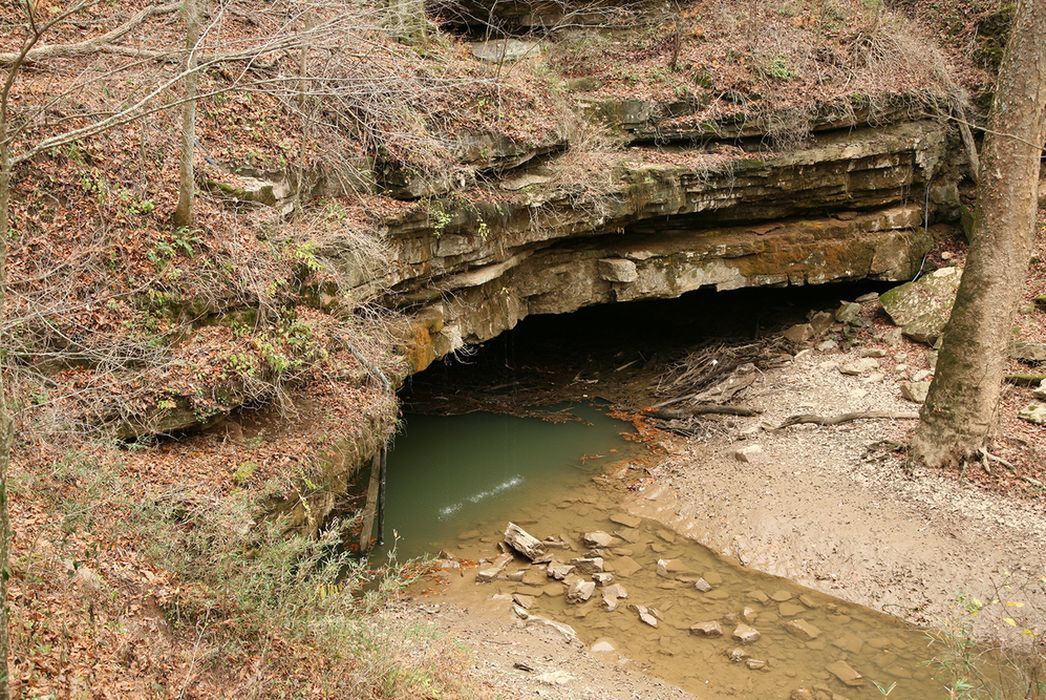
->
[777, 410, 919, 429]
[646, 405, 761, 420]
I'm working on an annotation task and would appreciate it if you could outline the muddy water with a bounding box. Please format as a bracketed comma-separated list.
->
[386, 405, 1009, 698]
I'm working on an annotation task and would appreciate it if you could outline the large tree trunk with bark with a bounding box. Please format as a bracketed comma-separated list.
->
[911, 0, 1046, 468]
[0, 118, 13, 700]
[173, 0, 200, 228]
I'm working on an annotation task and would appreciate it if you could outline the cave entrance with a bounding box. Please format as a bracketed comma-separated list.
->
[364, 280, 887, 561]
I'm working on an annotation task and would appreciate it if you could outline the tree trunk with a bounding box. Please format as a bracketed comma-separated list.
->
[0, 116, 13, 700]
[173, 0, 200, 228]
[911, 0, 1046, 468]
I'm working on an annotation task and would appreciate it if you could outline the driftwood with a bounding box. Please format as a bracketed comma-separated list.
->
[777, 410, 919, 429]
[503, 522, 546, 562]
[646, 404, 761, 420]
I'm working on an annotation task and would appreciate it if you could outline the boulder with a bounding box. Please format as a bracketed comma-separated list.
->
[592, 572, 614, 586]
[694, 577, 713, 592]
[1011, 340, 1046, 363]
[839, 357, 880, 375]
[1034, 380, 1046, 401]
[900, 380, 931, 403]
[783, 323, 814, 344]
[834, 301, 863, 325]
[879, 267, 961, 344]
[1018, 402, 1046, 426]
[470, 39, 541, 63]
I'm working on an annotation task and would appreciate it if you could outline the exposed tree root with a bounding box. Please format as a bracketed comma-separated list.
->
[777, 410, 919, 429]
[646, 404, 761, 420]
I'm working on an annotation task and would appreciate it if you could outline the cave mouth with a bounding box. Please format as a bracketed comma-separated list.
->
[401, 278, 892, 413]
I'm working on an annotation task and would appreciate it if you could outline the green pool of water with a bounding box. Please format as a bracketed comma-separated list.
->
[373, 404, 639, 560]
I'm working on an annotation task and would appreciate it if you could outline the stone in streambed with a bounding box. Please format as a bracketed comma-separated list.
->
[610, 556, 641, 577]
[690, 620, 722, 637]
[745, 658, 767, 670]
[475, 553, 513, 582]
[778, 601, 805, 617]
[590, 638, 617, 653]
[656, 558, 690, 577]
[566, 580, 595, 603]
[784, 618, 821, 640]
[732, 624, 761, 644]
[769, 589, 793, 602]
[512, 593, 536, 609]
[503, 522, 547, 561]
[592, 572, 614, 586]
[582, 531, 616, 548]
[693, 577, 712, 592]
[609, 513, 641, 528]
[629, 604, 658, 627]
[601, 583, 628, 611]
[826, 659, 864, 686]
[570, 557, 604, 574]
[546, 561, 574, 580]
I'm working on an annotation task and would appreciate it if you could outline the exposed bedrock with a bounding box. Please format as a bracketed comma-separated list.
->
[355, 120, 957, 371]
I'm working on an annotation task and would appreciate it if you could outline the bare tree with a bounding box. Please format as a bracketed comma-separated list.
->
[910, 0, 1046, 468]
[174, 0, 203, 227]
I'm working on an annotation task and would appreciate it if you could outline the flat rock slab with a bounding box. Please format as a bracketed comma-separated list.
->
[690, 620, 723, 637]
[470, 39, 541, 62]
[839, 357, 880, 375]
[784, 618, 822, 640]
[732, 623, 761, 644]
[826, 659, 864, 686]
[582, 531, 617, 548]
[879, 266, 961, 344]
[566, 580, 595, 603]
[570, 557, 604, 574]
[476, 553, 513, 582]
[609, 513, 642, 528]
[630, 604, 658, 627]
[610, 556, 642, 577]
[504, 522, 547, 561]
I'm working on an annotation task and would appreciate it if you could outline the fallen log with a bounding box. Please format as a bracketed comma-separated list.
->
[777, 410, 919, 429]
[646, 404, 761, 419]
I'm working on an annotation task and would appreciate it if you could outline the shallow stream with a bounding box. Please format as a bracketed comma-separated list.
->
[374, 403, 1016, 698]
